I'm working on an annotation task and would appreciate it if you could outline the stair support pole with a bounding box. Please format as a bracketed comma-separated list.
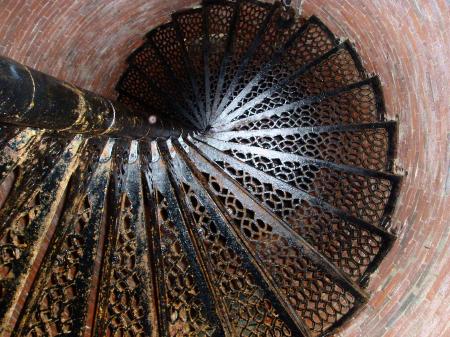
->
[0, 56, 180, 139]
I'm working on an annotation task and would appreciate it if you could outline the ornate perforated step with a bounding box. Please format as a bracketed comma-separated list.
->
[0, 1, 401, 336]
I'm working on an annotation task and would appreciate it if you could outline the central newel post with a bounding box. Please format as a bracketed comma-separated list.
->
[0, 56, 181, 139]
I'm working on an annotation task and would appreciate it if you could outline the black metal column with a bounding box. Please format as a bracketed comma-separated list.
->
[0, 56, 181, 139]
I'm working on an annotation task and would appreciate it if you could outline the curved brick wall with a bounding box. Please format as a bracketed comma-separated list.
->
[0, 1, 448, 336]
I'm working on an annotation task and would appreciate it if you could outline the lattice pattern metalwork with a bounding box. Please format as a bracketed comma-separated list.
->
[0, 1, 401, 336]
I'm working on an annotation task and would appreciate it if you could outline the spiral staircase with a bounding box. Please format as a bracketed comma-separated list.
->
[0, 1, 402, 336]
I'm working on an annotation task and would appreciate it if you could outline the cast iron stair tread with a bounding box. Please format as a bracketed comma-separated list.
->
[146, 141, 226, 337]
[11, 138, 110, 336]
[204, 0, 239, 122]
[202, 1, 238, 124]
[172, 8, 209, 129]
[161, 139, 312, 337]
[184, 135, 396, 283]
[0, 129, 41, 185]
[214, 15, 338, 123]
[213, 1, 282, 118]
[207, 121, 397, 172]
[198, 136, 401, 227]
[0, 137, 74, 214]
[213, 10, 311, 119]
[171, 137, 368, 336]
[213, 76, 386, 131]
[0, 136, 95, 332]
[91, 141, 159, 336]
[211, 0, 275, 117]
[218, 41, 368, 124]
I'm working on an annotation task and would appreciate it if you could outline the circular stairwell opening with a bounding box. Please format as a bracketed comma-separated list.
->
[113, 1, 401, 335]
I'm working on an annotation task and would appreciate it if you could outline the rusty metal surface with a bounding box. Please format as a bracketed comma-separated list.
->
[0, 1, 401, 336]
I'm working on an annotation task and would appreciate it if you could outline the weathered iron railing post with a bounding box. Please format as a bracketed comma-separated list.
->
[0, 56, 181, 138]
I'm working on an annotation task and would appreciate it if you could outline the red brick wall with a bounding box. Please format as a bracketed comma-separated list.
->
[0, 1, 449, 336]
